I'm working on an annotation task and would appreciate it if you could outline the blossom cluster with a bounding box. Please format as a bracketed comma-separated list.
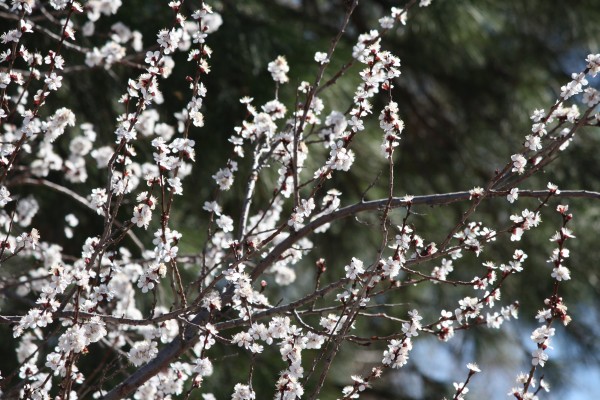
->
[509, 205, 574, 400]
[0, 0, 597, 399]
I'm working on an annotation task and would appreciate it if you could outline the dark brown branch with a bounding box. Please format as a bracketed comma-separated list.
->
[251, 189, 600, 281]
[100, 187, 598, 399]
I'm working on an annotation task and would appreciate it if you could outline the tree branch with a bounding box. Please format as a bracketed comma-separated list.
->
[251, 189, 599, 280]
[11, 177, 145, 252]
[100, 187, 598, 399]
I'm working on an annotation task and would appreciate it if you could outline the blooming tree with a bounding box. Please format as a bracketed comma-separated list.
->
[0, 0, 599, 399]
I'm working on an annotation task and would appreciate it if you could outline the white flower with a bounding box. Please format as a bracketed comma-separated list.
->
[203, 201, 222, 215]
[530, 108, 545, 122]
[0, 186, 12, 207]
[551, 266, 571, 281]
[231, 383, 255, 400]
[45, 72, 63, 91]
[46, 352, 66, 376]
[379, 16, 395, 29]
[320, 314, 348, 334]
[129, 340, 158, 366]
[194, 357, 214, 376]
[314, 51, 329, 64]
[582, 87, 600, 106]
[344, 257, 365, 279]
[507, 187, 519, 203]
[453, 382, 469, 397]
[532, 348, 548, 366]
[560, 73, 588, 99]
[202, 12, 223, 34]
[467, 362, 481, 372]
[268, 56, 289, 84]
[547, 182, 560, 194]
[288, 211, 305, 231]
[402, 310, 422, 337]
[297, 198, 315, 217]
[586, 53, 600, 77]
[382, 256, 402, 279]
[511, 154, 527, 174]
[531, 325, 555, 344]
[531, 122, 547, 135]
[524, 134, 542, 151]
[213, 166, 235, 190]
[540, 378, 551, 392]
[469, 186, 484, 199]
[157, 28, 182, 54]
[131, 204, 152, 229]
[58, 325, 88, 353]
[305, 332, 325, 349]
[382, 338, 412, 368]
[167, 177, 183, 194]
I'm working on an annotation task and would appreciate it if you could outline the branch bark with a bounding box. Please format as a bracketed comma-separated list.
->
[99, 188, 599, 399]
